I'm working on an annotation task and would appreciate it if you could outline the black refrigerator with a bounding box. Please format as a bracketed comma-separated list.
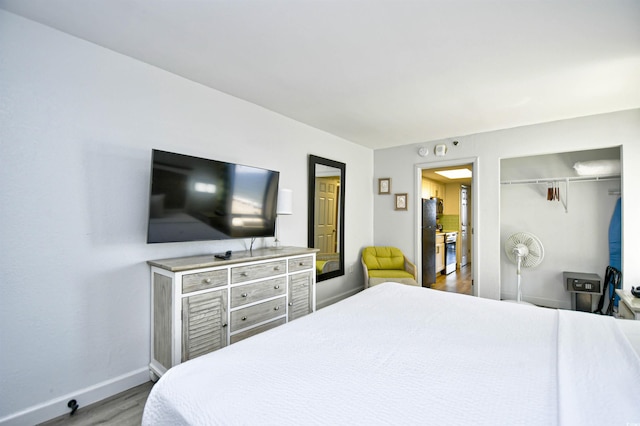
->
[422, 198, 437, 287]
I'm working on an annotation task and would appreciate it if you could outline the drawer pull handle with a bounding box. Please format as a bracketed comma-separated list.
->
[222, 323, 228, 328]
[299, 262, 304, 266]
[240, 272, 248, 277]
[274, 266, 280, 271]
[274, 285, 280, 289]
[241, 293, 248, 298]
[288, 302, 293, 306]
[241, 316, 247, 321]
[274, 306, 280, 311]
[204, 278, 211, 284]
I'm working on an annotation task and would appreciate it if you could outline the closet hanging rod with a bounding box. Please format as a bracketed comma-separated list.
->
[500, 174, 620, 185]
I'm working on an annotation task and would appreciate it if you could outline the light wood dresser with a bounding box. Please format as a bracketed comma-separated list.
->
[616, 289, 640, 320]
[148, 246, 318, 379]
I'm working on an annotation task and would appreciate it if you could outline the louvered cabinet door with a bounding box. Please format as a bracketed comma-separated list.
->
[182, 289, 228, 362]
[288, 271, 313, 321]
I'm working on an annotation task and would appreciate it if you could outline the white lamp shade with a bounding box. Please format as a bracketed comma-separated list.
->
[277, 188, 293, 215]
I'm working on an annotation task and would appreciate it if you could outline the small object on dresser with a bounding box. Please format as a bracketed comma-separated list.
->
[631, 286, 640, 298]
[215, 250, 232, 260]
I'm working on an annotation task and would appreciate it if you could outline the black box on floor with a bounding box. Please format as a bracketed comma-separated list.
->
[563, 272, 601, 294]
[563, 272, 602, 312]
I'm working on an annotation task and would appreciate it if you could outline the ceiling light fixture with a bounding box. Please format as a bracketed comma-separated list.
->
[435, 169, 472, 179]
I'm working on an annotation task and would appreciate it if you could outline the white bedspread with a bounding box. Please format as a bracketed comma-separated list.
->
[142, 282, 640, 425]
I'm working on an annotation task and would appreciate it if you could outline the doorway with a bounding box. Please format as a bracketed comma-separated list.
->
[314, 176, 340, 254]
[415, 159, 476, 296]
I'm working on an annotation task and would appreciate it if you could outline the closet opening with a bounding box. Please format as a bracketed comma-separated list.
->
[499, 146, 622, 309]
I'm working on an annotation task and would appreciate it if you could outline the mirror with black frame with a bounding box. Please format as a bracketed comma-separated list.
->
[308, 155, 345, 282]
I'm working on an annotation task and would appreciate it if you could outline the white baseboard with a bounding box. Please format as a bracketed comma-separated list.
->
[500, 292, 571, 310]
[317, 286, 363, 310]
[0, 367, 150, 426]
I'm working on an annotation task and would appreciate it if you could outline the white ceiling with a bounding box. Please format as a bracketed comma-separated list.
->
[2, 0, 638, 150]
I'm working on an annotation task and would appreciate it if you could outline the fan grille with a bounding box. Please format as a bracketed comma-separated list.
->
[505, 232, 544, 268]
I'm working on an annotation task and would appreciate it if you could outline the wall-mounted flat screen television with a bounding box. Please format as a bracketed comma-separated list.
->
[147, 149, 280, 243]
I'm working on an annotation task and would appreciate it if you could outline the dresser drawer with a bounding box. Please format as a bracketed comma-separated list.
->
[619, 299, 634, 320]
[231, 260, 286, 284]
[230, 297, 286, 332]
[230, 277, 286, 308]
[182, 269, 228, 293]
[230, 318, 286, 344]
[288, 255, 314, 273]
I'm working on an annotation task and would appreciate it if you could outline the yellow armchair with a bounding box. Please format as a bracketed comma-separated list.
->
[361, 246, 419, 288]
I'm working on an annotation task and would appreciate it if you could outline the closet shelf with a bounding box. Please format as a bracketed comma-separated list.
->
[499, 174, 620, 185]
[500, 174, 621, 214]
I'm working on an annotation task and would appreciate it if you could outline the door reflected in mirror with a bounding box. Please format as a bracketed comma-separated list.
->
[308, 155, 345, 282]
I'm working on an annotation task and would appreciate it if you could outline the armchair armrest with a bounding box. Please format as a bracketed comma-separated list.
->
[403, 256, 417, 281]
[361, 257, 371, 288]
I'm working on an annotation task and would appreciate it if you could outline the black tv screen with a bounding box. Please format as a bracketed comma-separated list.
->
[147, 150, 280, 243]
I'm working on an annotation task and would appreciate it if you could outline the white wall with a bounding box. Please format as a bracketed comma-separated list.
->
[0, 11, 373, 424]
[374, 109, 640, 301]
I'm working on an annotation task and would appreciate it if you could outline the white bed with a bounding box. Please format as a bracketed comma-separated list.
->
[142, 282, 640, 425]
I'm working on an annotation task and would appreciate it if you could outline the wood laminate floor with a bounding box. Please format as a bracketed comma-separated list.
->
[38, 382, 153, 426]
[430, 263, 472, 295]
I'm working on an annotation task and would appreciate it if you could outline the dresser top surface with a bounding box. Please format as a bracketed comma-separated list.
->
[148, 246, 319, 272]
[616, 289, 640, 311]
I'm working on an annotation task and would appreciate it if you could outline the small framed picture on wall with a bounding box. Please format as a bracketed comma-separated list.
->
[395, 193, 408, 211]
[378, 178, 391, 194]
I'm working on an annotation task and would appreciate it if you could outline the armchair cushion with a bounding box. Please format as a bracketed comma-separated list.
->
[368, 269, 415, 279]
[362, 247, 405, 270]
